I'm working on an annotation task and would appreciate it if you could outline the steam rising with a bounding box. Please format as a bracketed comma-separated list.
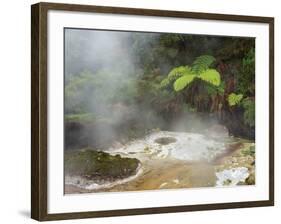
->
[65, 29, 136, 75]
[65, 29, 226, 150]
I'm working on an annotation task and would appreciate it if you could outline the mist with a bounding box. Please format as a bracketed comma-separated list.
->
[64, 29, 252, 150]
[65, 29, 163, 149]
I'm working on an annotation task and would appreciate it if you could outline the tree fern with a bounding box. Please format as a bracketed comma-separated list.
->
[206, 81, 225, 96]
[227, 93, 243, 106]
[167, 66, 193, 80]
[199, 69, 221, 86]
[192, 55, 215, 74]
[161, 55, 220, 92]
[173, 75, 196, 91]
[160, 77, 170, 88]
[160, 66, 193, 88]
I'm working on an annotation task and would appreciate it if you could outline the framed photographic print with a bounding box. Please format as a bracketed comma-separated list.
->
[31, 2, 274, 221]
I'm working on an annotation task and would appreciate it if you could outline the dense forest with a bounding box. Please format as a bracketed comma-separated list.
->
[64, 29, 255, 151]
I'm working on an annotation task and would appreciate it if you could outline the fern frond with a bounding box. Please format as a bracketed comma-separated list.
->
[160, 77, 170, 88]
[199, 69, 221, 86]
[168, 66, 193, 80]
[162, 55, 220, 92]
[228, 93, 243, 106]
[173, 75, 196, 92]
[161, 66, 194, 88]
[192, 55, 215, 74]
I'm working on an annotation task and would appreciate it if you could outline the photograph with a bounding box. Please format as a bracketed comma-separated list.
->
[64, 28, 256, 194]
[0, 0, 278, 222]
[30, 2, 274, 220]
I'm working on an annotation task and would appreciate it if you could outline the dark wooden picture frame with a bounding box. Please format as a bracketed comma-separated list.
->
[31, 2, 274, 221]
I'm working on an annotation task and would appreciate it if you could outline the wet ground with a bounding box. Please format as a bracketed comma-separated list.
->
[65, 131, 255, 194]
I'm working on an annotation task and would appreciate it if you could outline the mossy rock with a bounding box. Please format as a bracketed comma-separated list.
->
[65, 149, 140, 179]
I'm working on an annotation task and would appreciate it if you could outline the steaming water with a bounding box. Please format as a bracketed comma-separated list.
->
[107, 131, 226, 162]
[65, 164, 143, 190]
[65, 131, 252, 193]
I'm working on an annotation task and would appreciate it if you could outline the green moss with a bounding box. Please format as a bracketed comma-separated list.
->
[65, 149, 140, 179]
[241, 145, 255, 157]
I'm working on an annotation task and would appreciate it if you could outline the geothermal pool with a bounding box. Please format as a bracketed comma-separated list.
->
[65, 131, 255, 193]
[107, 131, 226, 162]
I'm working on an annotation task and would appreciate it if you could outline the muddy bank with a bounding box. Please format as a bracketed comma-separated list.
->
[65, 159, 216, 193]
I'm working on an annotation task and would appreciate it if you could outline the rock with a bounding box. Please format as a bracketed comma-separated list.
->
[215, 167, 250, 186]
[65, 149, 140, 180]
[245, 171, 255, 185]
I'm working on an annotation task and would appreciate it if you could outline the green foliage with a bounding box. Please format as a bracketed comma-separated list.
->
[65, 71, 96, 114]
[161, 55, 221, 92]
[237, 48, 255, 95]
[160, 66, 194, 88]
[168, 66, 193, 80]
[242, 98, 255, 127]
[206, 81, 225, 96]
[158, 34, 186, 46]
[159, 77, 170, 88]
[65, 70, 138, 114]
[199, 69, 220, 86]
[243, 48, 255, 67]
[65, 32, 256, 139]
[173, 74, 196, 91]
[139, 72, 174, 106]
[227, 93, 243, 106]
[192, 55, 215, 74]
